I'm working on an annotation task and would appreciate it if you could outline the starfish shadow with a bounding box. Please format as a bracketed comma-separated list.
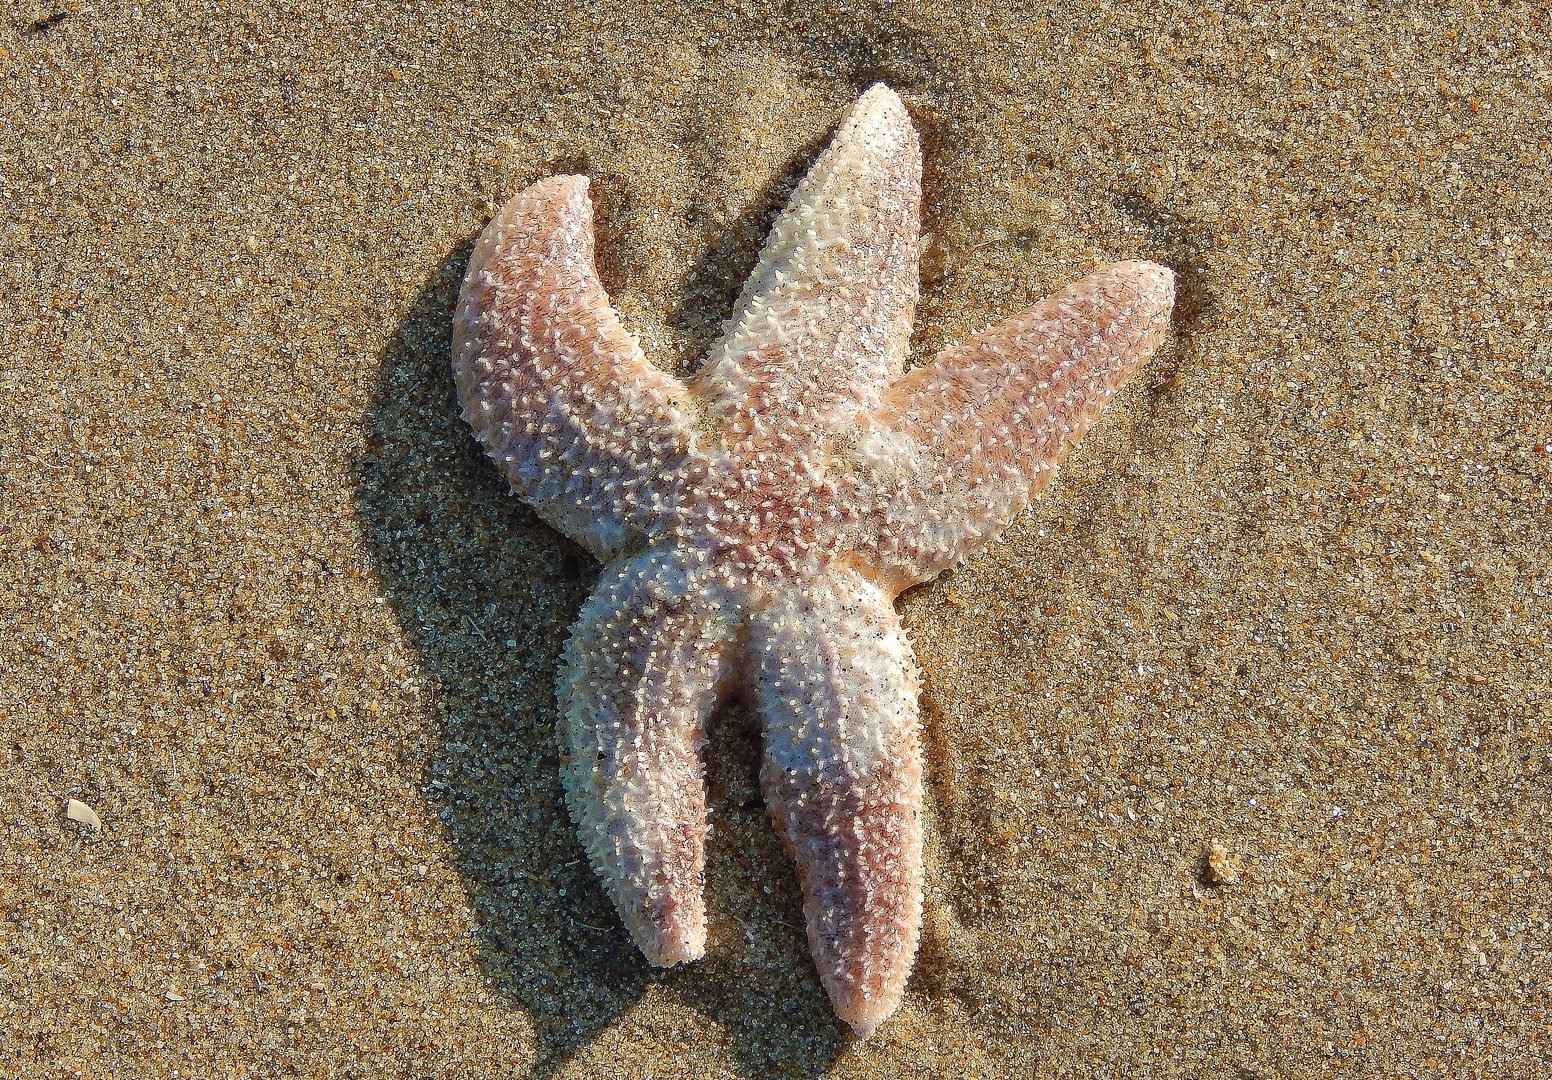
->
[1112, 189, 1216, 410]
[665, 694, 851, 1074]
[356, 245, 648, 1076]
[356, 244, 847, 1077]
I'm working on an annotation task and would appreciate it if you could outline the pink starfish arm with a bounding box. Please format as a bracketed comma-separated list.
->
[859, 261, 1176, 593]
[690, 84, 921, 436]
[557, 550, 739, 965]
[747, 568, 924, 1037]
[452, 175, 702, 561]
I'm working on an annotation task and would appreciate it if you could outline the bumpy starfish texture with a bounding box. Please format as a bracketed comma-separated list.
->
[452, 84, 1174, 1037]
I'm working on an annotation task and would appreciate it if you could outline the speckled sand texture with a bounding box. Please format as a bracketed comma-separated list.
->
[2, 2, 1549, 1077]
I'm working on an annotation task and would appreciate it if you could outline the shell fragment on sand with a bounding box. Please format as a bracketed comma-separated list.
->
[66, 798, 102, 831]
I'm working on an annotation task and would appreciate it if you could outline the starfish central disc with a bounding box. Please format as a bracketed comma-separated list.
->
[453, 83, 1175, 1037]
[669, 437, 864, 587]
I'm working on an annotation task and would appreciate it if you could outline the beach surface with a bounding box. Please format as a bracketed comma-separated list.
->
[2, 1, 1549, 1075]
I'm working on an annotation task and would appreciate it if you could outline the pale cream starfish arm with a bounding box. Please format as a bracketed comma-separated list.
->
[690, 84, 921, 436]
[452, 176, 702, 561]
[557, 549, 739, 965]
[747, 567, 924, 1038]
[859, 261, 1176, 594]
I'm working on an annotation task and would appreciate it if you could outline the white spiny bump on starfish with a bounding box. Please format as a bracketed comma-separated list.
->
[452, 83, 1174, 1038]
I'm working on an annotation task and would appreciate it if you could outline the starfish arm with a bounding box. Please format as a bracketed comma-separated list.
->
[857, 261, 1175, 593]
[690, 84, 921, 436]
[453, 176, 701, 561]
[747, 568, 924, 1037]
[558, 549, 738, 965]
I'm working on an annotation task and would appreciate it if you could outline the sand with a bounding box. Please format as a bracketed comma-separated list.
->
[2, 1, 1548, 1076]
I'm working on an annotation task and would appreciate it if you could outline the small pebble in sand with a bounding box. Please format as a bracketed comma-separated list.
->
[1205, 839, 1242, 886]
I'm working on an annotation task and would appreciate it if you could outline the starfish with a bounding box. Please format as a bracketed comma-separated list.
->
[452, 84, 1174, 1037]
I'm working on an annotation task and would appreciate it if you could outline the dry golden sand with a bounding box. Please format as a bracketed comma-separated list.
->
[2, 1, 1549, 1076]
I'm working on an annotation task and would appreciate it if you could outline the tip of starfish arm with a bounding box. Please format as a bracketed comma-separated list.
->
[1105, 259, 1176, 309]
[850, 82, 909, 125]
[1083, 259, 1176, 355]
[523, 173, 589, 203]
[832, 991, 894, 1040]
[637, 925, 706, 968]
